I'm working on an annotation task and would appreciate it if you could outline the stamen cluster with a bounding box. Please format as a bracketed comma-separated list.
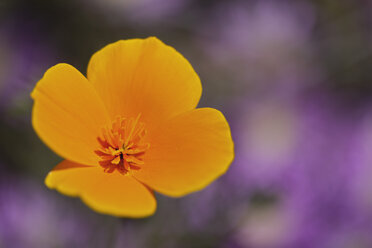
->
[95, 115, 149, 174]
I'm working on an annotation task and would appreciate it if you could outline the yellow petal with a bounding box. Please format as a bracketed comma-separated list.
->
[45, 160, 157, 217]
[133, 108, 234, 197]
[31, 64, 110, 166]
[87, 37, 202, 131]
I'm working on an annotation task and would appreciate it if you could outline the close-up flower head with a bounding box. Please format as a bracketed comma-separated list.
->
[31, 37, 234, 217]
[1, 1, 372, 247]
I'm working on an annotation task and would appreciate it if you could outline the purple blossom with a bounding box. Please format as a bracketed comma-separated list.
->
[198, 1, 320, 93]
[231, 92, 372, 248]
[0, 174, 106, 248]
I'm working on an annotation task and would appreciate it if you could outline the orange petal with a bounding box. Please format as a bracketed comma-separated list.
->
[87, 37, 202, 131]
[45, 160, 157, 217]
[31, 64, 110, 166]
[133, 108, 234, 197]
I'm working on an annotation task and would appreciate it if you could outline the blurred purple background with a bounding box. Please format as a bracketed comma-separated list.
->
[1, 0, 372, 247]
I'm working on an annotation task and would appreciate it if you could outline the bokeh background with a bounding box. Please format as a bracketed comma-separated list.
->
[1, 0, 372, 247]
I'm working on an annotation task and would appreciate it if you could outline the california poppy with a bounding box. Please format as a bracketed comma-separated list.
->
[31, 37, 234, 217]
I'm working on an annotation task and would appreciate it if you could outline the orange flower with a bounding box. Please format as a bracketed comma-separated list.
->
[31, 37, 234, 217]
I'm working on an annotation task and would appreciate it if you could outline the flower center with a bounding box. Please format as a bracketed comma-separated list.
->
[95, 114, 149, 174]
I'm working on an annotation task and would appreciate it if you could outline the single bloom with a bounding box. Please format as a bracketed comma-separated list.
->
[31, 37, 234, 217]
